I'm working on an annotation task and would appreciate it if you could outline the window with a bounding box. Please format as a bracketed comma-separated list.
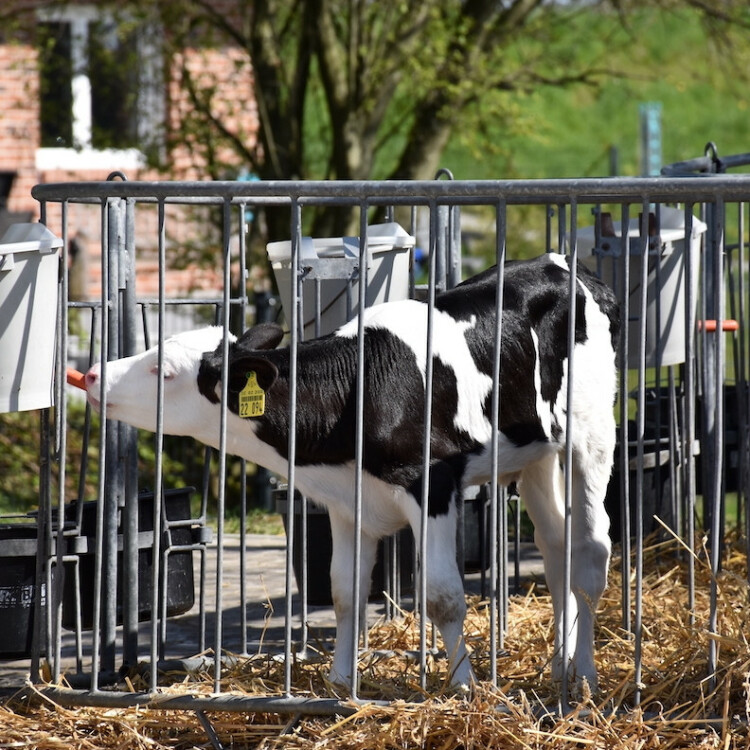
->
[36, 7, 163, 169]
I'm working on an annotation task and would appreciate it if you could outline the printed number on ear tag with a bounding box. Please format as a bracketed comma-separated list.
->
[239, 372, 265, 418]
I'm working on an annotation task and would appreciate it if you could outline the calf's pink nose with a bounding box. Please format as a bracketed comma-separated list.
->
[84, 365, 100, 389]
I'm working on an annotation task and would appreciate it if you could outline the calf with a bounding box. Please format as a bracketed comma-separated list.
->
[85, 253, 619, 692]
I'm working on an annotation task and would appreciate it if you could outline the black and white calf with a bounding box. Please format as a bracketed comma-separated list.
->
[85, 253, 619, 691]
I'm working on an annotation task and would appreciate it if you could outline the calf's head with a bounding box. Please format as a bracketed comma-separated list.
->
[84, 327, 231, 435]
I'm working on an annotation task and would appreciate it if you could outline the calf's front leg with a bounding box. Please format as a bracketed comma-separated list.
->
[417, 508, 475, 691]
[327, 509, 378, 690]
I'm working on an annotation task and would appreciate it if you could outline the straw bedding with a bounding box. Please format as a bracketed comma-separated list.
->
[2, 537, 749, 749]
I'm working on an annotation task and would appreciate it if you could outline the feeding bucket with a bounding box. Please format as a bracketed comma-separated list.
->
[267, 222, 414, 337]
[577, 207, 707, 369]
[0, 223, 62, 412]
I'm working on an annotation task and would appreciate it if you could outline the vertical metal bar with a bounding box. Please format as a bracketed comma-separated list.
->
[148, 199, 167, 692]
[701, 201, 720, 538]
[488, 200, 506, 686]
[683, 205, 697, 621]
[561, 200, 578, 711]
[300, 494, 309, 655]
[513, 492, 521, 595]
[633, 199, 650, 707]
[708, 197, 726, 690]
[409, 206, 417, 299]
[52, 200, 70, 682]
[418, 202, 438, 692]
[212, 199, 234, 693]
[448, 203, 462, 289]
[101, 197, 123, 676]
[238, 205, 249, 658]
[498, 485, 508, 649]
[741, 203, 750, 585]
[284, 199, 302, 696]
[34, 409, 51, 684]
[557, 204, 567, 256]
[91, 199, 110, 692]
[618, 203, 632, 634]
[349, 201, 370, 698]
[118, 196, 139, 670]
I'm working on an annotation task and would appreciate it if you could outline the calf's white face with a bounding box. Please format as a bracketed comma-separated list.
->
[84, 328, 229, 435]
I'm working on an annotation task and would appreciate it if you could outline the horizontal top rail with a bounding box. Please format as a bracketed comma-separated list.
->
[32, 175, 750, 206]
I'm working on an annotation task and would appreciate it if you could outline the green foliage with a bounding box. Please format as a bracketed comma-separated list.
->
[0, 402, 271, 527]
[0, 411, 45, 516]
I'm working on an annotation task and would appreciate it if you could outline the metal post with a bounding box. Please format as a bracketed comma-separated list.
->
[488, 200, 506, 686]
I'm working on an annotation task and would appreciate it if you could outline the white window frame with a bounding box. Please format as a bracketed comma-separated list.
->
[35, 5, 163, 172]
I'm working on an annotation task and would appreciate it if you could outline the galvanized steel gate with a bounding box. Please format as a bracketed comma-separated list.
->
[9, 169, 750, 734]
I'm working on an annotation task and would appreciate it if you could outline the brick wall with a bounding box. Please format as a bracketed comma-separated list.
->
[0, 40, 40, 215]
[0, 6, 259, 302]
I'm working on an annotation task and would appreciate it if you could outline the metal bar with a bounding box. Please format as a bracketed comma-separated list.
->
[238, 204, 249, 658]
[121, 196, 140, 669]
[418, 202, 438, 692]
[284, 199, 302, 696]
[39, 687, 366, 716]
[52, 200, 70, 682]
[618, 203, 632, 634]
[212, 198, 234, 693]
[90, 199, 110, 692]
[148, 199, 168, 691]
[31, 175, 750, 206]
[488, 199, 507, 685]
[741, 203, 750, 588]
[196, 711, 226, 750]
[100, 197, 123, 675]
[633, 200, 651, 707]
[349, 201, 370, 698]
[683, 205, 697, 622]
[560, 200, 578, 711]
[708, 197, 726, 690]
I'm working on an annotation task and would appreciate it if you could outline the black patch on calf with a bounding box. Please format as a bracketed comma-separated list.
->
[407, 457, 466, 518]
[236, 323, 285, 351]
[196, 254, 619, 517]
[437, 255, 619, 446]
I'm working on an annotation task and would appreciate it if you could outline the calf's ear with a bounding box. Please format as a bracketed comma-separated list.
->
[236, 323, 284, 352]
[228, 357, 279, 393]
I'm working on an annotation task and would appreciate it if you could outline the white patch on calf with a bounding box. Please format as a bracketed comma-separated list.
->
[337, 301, 493, 442]
[530, 328, 552, 440]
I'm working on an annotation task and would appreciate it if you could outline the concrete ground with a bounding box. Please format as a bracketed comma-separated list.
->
[0, 533, 544, 689]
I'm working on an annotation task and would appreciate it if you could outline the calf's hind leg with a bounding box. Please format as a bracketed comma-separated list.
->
[518, 455, 579, 683]
[519, 448, 612, 692]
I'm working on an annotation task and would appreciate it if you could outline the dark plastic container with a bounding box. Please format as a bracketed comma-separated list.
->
[463, 488, 491, 573]
[275, 490, 413, 606]
[605, 438, 673, 544]
[62, 487, 197, 630]
[0, 523, 43, 659]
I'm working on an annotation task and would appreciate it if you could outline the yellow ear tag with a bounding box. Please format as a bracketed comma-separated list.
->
[239, 372, 265, 418]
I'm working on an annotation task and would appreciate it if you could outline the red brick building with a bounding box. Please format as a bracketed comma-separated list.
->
[0, 0, 259, 299]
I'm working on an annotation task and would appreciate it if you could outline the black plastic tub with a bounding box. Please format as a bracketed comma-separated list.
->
[275, 490, 413, 606]
[0, 523, 43, 659]
[605, 439, 673, 545]
[62, 487, 197, 630]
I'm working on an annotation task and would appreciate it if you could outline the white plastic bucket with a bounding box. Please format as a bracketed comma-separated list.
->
[267, 222, 415, 337]
[0, 223, 62, 412]
[577, 207, 707, 369]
